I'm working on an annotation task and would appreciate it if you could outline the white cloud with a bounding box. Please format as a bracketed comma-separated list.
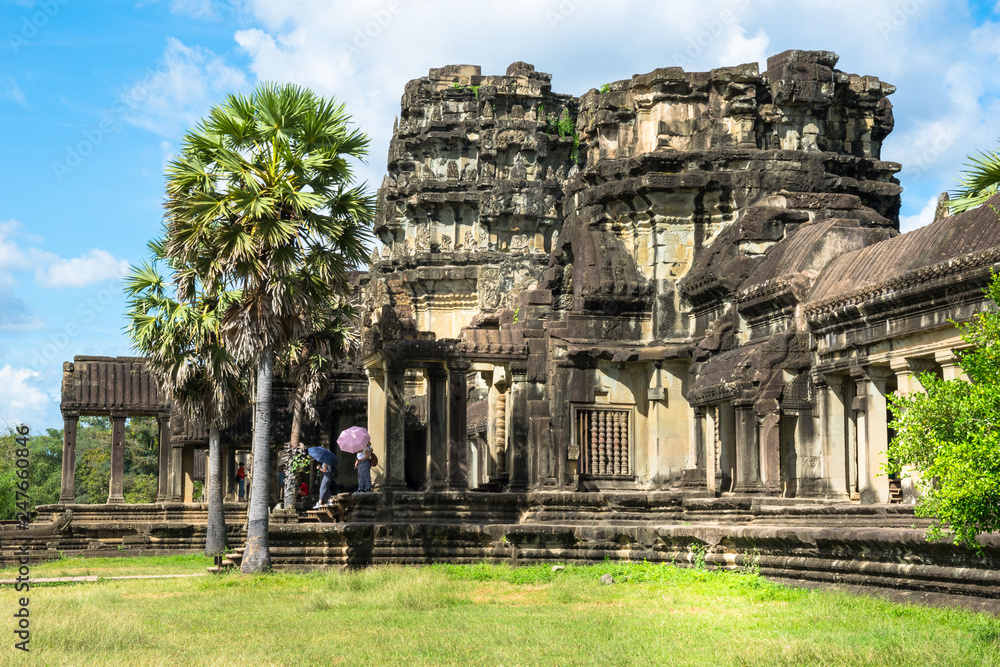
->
[124, 37, 248, 137]
[35, 249, 129, 289]
[0, 219, 129, 290]
[113, 0, 1000, 225]
[899, 195, 940, 232]
[0, 365, 51, 428]
[141, 0, 239, 20]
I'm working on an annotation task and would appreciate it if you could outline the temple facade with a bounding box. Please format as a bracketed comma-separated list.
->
[56, 50, 998, 509]
[359, 49, 998, 502]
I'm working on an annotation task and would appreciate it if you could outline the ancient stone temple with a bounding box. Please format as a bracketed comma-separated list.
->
[18, 50, 998, 601]
[362, 49, 994, 504]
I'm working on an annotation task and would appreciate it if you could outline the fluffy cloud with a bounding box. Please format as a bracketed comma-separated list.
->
[35, 249, 129, 289]
[0, 365, 51, 428]
[0, 219, 129, 290]
[124, 37, 248, 137]
[124, 0, 1000, 230]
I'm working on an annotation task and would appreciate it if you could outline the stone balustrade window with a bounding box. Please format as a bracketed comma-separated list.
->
[575, 406, 632, 477]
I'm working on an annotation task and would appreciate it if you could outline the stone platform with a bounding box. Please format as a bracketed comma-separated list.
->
[4, 493, 998, 604]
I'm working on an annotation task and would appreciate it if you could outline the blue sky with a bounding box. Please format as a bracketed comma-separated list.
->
[2, 0, 999, 431]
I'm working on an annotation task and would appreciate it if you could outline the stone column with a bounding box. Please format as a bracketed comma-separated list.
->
[156, 413, 171, 502]
[692, 407, 706, 474]
[892, 358, 937, 394]
[507, 372, 529, 491]
[224, 444, 236, 502]
[494, 389, 508, 474]
[182, 444, 195, 503]
[107, 412, 127, 504]
[855, 366, 892, 504]
[59, 411, 79, 503]
[426, 366, 448, 489]
[819, 374, 849, 498]
[758, 410, 781, 493]
[366, 366, 386, 489]
[733, 404, 760, 492]
[705, 405, 719, 495]
[170, 445, 184, 502]
[384, 365, 407, 491]
[935, 351, 968, 381]
[446, 360, 470, 489]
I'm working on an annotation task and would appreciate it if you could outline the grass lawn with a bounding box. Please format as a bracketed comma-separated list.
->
[1, 557, 997, 666]
[0, 553, 210, 579]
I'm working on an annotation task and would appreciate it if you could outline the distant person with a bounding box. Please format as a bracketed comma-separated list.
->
[355, 443, 373, 493]
[298, 480, 309, 503]
[316, 459, 336, 508]
[236, 463, 246, 502]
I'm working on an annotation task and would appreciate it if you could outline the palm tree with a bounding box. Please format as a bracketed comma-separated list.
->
[949, 139, 1000, 213]
[279, 296, 358, 508]
[124, 244, 249, 556]
[161, 83, 375, 572]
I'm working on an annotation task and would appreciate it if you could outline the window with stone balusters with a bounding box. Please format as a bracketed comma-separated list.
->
[574, 405, 633, 478]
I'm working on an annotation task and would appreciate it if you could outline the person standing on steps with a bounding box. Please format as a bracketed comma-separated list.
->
[315, 459, 337, 508]
[236, 462, 246, 502]
[355, 443, 373, 492]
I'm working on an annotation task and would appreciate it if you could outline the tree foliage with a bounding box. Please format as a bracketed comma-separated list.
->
[159, 82, 375, 572]
[949, 137, 1000, 213]
[887, 274, 1000, 549]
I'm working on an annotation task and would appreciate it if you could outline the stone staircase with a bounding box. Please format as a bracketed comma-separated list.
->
[207, 547, 244, 574]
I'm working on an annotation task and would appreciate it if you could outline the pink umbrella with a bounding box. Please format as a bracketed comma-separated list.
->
[337, 426, 371, 453]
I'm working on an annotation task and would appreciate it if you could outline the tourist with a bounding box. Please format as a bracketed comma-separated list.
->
[236, 463, 246, 502]
[355, 443, 373, 492]
[298, 479, 309, 503]
[315, 460, 336, 508]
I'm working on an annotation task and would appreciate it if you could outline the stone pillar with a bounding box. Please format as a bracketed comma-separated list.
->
[855, 366, 892, 504]
[366, 366, 386, 489]
[495, 389, 508, 474]
[733, 404, 760, 492]
[59, 411, 79, 503]
[705, 405, 719, 495]
[182, 444, 195, 503]
[426, 366, 448, 489]
[758, 411, 781, 493]
[819, 374, 849, 498]
[156, 413, 171, 502]
[935, 351, 968, 381]
[446, 359, 469, 489]
[170, 445, 184, 502]
[692, 407, 706, 474]
[107, 412, 127, 504]
[507, 372, 529, 491]
[892, 358, 937, 394]
[224, 444, 236, 502]
[384, 365, 406, 491]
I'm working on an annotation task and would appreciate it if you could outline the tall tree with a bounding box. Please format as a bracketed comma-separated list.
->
[161, 83, 374, 572]
[279, 296, 358, 508]
[125, 252, 248, 555]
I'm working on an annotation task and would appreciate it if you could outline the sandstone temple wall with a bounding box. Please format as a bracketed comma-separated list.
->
[361, 49, 1000, 504]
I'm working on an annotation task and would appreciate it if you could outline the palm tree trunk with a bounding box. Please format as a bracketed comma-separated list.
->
[205, 425, 227, 556]
[283, 395, 303, 509]
[241, 345, 274, 573]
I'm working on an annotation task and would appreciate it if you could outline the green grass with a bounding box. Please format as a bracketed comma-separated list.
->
[0, 558, 997, 666]
[0, 553, 210, 579]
